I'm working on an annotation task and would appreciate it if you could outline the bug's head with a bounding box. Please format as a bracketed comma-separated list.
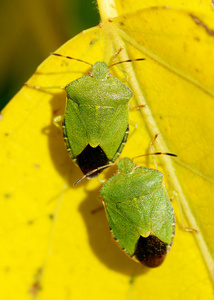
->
[91, 62, 110, 79]
[117, 157, 135, 174]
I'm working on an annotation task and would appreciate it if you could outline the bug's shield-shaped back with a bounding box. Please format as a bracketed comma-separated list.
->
[101, 163, 175, 265]
[64, 68, 132, 159]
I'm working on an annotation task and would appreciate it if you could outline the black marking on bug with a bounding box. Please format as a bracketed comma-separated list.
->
[62, 118, 129, 177]
[134, 235, 168, 268]
[111, 233, 118, 241]
[76, 145, 109, 178]
[111, 125, 129, 162]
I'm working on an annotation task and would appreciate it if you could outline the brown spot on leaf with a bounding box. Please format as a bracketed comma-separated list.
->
[190, 14, 214, 36]
[90, 39, 97, 46]
[49, 214, 54, 220]
[28, 220, 34, 225]
[194, 36, 200, 41]
[29, 268, 43, 296]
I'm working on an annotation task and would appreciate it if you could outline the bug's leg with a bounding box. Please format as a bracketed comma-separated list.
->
[129, 104, 145, 111]
[149, 134, 159, 169]
[91, 205, 104, 214]
[25, 82, 65, 129]
[110, 48, 124, 65]
[128, 104, 145, 139]
[53, 115, 64, 129]
[97, 173, 106, 183]
[171, 191, 199, 233]
[128, 119, 138, 139]
[25, 83, 64, 90]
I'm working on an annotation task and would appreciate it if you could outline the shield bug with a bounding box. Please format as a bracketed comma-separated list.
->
[26, 53, 145, 177]
[99, 156, 176, 267]
[51, 53, 145, 177]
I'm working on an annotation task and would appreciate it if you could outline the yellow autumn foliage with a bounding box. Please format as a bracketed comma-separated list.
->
[0, 0, 214, 299]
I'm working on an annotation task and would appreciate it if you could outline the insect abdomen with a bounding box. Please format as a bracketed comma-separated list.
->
[134, 235, 169, 268]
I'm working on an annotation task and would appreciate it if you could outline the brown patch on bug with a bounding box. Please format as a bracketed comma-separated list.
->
[134, 235, 168, 268]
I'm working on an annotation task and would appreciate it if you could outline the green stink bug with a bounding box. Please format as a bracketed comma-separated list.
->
[99, 157, 175, 268]
[52, 53, 145, 178]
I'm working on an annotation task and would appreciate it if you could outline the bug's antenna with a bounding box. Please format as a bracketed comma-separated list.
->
[74, 163, 116, 185]
[109, 58, 146, 68]
[51, 53, 93, 67]
[132, 152, 177, 161]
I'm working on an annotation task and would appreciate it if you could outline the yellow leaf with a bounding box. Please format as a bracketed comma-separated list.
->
[113, 0, 214, 15]
[0, 1, 214, 299]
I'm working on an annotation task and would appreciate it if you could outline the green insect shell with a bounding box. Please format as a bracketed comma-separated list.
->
[63, 62, 132, 177]
[100, 157, 175, 268]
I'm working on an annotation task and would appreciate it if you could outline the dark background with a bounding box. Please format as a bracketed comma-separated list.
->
[0, 0, 100, 110]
